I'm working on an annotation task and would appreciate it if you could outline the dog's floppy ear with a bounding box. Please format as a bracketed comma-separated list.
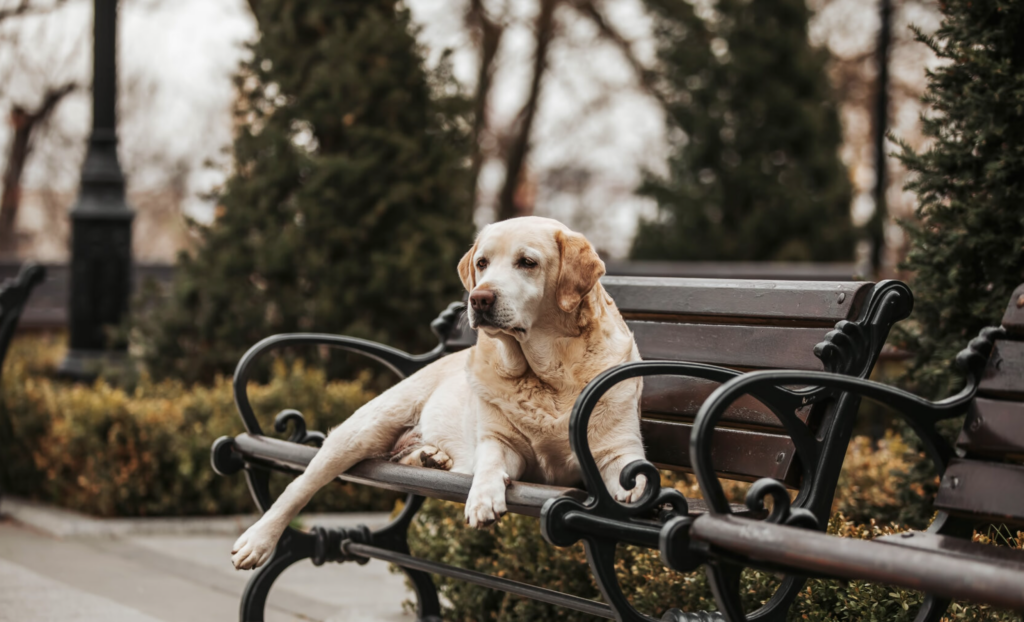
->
[555, 230, 605, 313]
[457, 242, 478, 292]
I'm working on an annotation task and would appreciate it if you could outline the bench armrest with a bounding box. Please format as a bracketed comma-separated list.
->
[232, 303, 467, 436]
[688, 325, 1006, 516]
[564, 360, 811, 515]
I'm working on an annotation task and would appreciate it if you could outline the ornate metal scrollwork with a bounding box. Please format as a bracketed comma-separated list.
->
[274, 409, 326, 446]
[814, 280, 914, 379]
[744, 479, 819, 531]
[430, 301, 467, 344]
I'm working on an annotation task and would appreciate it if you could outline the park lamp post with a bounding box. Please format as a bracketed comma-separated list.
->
[58, 0, 133, 378]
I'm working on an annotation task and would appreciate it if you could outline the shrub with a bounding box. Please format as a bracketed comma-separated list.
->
[0, 334, 397, 517]
[632, 0, 854, 262]
[137, 0, 474, 384]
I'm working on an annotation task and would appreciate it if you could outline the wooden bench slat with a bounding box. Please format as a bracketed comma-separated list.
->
[957, 397, 1024, 459]
[689, 514, 1024, 612]
[935, 458, 1024, 525]
[641, 375, 810, 430]
[232, 434, 753, 518]
[876, 531, 1024, 569]
[641, 419, 799, 486]
[978, 341, 1024, 400]
[603, 277, 871, 326]
[630, 321, 827, 371]
[1002, 284, 1024, 337]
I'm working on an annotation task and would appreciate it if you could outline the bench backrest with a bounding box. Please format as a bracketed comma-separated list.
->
[939, 284, 1024, 525]
[442, 276, 893, 485]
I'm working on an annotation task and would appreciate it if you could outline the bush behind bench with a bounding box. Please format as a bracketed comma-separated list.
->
[0, 335, 399, 517]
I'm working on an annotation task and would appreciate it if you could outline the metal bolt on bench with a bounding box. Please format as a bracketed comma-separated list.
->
[211, 276, 912, 622]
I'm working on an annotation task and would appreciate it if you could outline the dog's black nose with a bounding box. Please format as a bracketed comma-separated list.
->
[470, 289, 496, 313]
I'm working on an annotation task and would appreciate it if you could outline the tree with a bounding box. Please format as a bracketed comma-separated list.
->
[894, 0, 1024, 397]
[139, 0, 474, 383]
[630, 0, 854, 262]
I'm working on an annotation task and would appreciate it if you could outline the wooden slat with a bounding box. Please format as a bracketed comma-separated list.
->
[978, 341, 1024, 400]
[602, 276, 871, 326]
[630, 320, 827, 370]
[957, 397, 1024, 459]
[1002, 283, 1024, 337]
[641, 375, 811, 430]
[935, 458, 1024, 525]
[689, 514, 1024, 612]
[876, 531, 1024, 569]
[233, 433, 756, 517]
[641, 418, 799, 485]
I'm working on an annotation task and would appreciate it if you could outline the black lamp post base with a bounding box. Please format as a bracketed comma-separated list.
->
[57, 349, 128, 381]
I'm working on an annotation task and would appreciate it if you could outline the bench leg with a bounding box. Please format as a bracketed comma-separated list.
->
[239, 527, 316, 622]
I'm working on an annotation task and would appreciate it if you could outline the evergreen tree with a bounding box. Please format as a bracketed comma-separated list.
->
[632, 0, 854, 261]
[139, 1, 473, 383]
[895, 0, 1024, 397]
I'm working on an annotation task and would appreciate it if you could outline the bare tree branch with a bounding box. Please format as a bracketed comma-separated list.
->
[0, 0, 66, 24]
[0, 81, 76, 254]
[466, 0, 505, 212]
[496, 0, 558, 221]
[570, 0, 669, 110]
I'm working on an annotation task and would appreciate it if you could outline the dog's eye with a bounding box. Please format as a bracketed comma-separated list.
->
[518, 257, 537, 269]
[476, 258, 488, 270]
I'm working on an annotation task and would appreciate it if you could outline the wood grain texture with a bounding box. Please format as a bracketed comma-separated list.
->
[602, 276, 871, 325]
[978, 341, 1024, 400]
[630, 320, 827, 370]
[935, 458, 1024, 525]
[641, 375, 810, 429]
[689, 514, 1024, 612]
[1002, 283, 1024, 336]
[641, 418, 799, 485]
[957, 397, 1024, 459]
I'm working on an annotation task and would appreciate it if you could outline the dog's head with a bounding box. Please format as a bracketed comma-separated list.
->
[458, 217, 605, 340]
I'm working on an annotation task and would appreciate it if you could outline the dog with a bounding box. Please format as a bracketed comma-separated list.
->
[231, 216, 646, 571]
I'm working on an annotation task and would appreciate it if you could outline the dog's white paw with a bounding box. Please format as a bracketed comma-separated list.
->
[231, 521, 281, 570]
[400, 445, 453, 470]
[611, 473, 648, 505]
[465, 475, 509, 528]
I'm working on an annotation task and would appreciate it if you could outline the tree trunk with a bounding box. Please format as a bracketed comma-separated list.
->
[495, 0, 558, 221]
[0, 84, 75, 255]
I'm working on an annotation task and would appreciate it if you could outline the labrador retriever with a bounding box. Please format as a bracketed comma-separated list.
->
[231, 216, 646, 570]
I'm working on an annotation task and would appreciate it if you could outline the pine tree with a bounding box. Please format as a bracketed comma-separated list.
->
[895, 0, 1024, 397]
[631, 0, 854, 261]
[139, 1, 474, 383]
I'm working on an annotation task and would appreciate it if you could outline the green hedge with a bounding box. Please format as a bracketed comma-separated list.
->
[0, 334, 398, 516]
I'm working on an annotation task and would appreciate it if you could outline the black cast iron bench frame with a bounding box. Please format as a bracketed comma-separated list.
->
[667, 283, 1024, 621]
[211, 276, 912, 622]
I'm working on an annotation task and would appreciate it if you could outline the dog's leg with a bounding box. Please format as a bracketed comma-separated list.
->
[231, 373, 435, 570]
[595, 451, 649, 504]
[397, 445, 454, 470]
[465, 435, 525, 528]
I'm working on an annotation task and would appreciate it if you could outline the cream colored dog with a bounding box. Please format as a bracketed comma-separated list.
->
[231, 217, 646, 571]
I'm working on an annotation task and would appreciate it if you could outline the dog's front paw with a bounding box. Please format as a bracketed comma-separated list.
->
[465, 475, 509, 528]
[231, 521, 282, 570]
[611, 473, 648, 505]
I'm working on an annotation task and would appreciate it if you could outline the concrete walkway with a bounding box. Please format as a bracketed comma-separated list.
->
[0, 498, 415, 622]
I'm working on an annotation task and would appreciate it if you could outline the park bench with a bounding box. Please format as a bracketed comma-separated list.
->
[667, 283, 1024, 621]
[211, 276, 913, 622]
[0, 263, 48, 504]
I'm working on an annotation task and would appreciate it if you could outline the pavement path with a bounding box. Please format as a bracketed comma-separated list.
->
[0, 499, 416, 622]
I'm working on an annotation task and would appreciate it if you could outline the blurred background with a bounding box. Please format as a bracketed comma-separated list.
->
[1, 0, 1021, 619]
[0, 0, 937, 271]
